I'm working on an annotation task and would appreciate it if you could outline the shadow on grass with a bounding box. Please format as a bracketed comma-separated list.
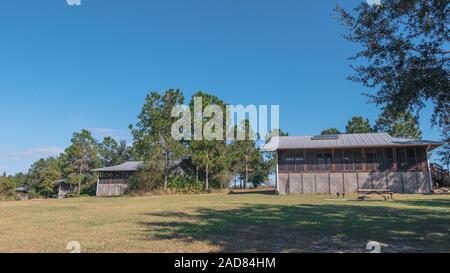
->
[228, 190, 277, 195]
[139, 200, 450, 253]
[394, 198, 450, 208]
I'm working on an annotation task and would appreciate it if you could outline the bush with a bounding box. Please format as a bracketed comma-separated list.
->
[0, 177, 17, 200]
[168, 176, 203, 194]
[127, 165, 164, 194]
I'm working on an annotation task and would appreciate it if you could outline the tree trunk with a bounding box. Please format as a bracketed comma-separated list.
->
[244, 154, 249, 189]
[205, 164, 209, 192]
[164, 149, 169, 190]
[196, 166, 199, 184]
[77, 162, 82, 195]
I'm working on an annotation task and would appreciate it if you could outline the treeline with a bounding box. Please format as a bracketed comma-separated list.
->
[1, 90, 447, 200]
[127, 90, 282, 194]
[320, 113, 422, 139]
[1, 131, 133, 200]
[1, 90, 282, 199]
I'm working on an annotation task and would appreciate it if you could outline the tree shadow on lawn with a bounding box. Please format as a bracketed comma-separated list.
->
[139, 201, 450, 253]
[228, 190, 277, 195]
[394, 198, 450, 208]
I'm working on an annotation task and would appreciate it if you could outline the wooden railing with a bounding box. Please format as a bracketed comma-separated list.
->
[431, 163, 450, 187]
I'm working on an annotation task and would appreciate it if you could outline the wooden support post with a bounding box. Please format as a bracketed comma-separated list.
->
[426, 145, 433, 192]
[414, 147, 418, 171]
[362, 148, 366, 172]
[303, 150, 307, 172]
[332, 148, 336, 172]
[314, 172, 317, 194]
[328, 172, 331, 195]
[301, 173, 304, 194]
[275, 152, 279, 193]
[393, 148, 398, 171]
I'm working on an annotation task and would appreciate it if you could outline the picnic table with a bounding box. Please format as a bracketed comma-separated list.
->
[357, 189, 394, 201]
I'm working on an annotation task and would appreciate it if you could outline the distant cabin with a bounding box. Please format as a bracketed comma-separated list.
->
[15, 186, 29, 200]
[263, 133, 444, 195]
[93, 160, 188, 197]
[56, 179, 80, 198]
[93, 161, 143, 197]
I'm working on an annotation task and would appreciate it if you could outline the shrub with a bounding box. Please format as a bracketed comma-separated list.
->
[0, 177, 17, 200]
[168, 176, 203, 194]
[127, 164, 164, 194]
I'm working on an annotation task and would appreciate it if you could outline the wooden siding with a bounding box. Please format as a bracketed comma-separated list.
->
[97, 178, 129, 196]
[277, 171, 431, 195]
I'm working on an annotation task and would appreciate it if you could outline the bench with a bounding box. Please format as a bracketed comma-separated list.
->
[357, 189, 394, 201]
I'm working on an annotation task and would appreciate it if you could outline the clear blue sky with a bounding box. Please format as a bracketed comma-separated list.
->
[0, 0, 441, 174]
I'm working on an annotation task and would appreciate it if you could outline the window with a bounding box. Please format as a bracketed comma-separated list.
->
[286, 154, 296, 172]
[316, 151, 332, 171]
[373, 149, 384, 171]
[278, 152, 286, 172]
[353, 150, 363, 170]
[295, 152, 305, 171]
[396, 148, 407, 171]
[405, 148, 417, 170]
[385, 149, 394, 170]
[306, 151, 315, 171]
[416, 148, 428, 171]
[365, 150, 376, 171]
[335, 150, 344, 171]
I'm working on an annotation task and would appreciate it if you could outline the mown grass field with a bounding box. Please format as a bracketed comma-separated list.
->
[0, 191, 449, 253]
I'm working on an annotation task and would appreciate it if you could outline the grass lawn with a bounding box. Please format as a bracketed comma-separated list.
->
[0, 191, 449, 253]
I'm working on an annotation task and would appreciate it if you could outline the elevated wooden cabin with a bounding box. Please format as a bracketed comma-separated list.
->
[263, 133, 444, 195]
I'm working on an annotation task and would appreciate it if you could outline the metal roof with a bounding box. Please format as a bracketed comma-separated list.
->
[92, 159, 186, 172]
[262, 133, 444, 151]
[92, 161, 144, 172]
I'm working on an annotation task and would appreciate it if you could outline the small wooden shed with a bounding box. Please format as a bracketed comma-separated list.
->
[56, 179, 79, 198]
[15, 186, 29, 200]
[93, 161, 143, 197]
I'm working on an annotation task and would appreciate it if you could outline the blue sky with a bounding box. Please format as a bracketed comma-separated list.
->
[0, 0, 442, 174]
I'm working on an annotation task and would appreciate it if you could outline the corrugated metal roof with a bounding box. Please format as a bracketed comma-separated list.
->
[92, 161, 144, 172]
[262, 133, 444, 151]
[92, 159, 186, 172]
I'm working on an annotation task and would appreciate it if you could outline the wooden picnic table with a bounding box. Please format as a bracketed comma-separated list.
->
[357, 189, 394, 201]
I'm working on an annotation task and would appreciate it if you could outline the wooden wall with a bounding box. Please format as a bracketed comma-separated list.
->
[97, 179, 129, 196]
[277, 171, 431, 195]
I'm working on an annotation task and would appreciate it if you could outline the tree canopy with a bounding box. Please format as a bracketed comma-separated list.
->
[98, 137, 131, 167]
[375, 111, 423, 139]
[335, 0, 449, 137]
[188, 91, 228, 191]
[346, 116, 374, 134]
[28, 157, 62, 198]
[130, 89, 186, 190]
[321, 128, 342, 135]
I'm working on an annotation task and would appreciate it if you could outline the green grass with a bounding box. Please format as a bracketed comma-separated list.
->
[0, 191, 449, 253]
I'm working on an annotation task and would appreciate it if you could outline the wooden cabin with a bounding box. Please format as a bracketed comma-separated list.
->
[263, 133, 444, 195]
[93, 161, 143, 196]
[57, 179, 79, 198]
[15, 186, 29, 200]
[93, 159, 190, 196]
